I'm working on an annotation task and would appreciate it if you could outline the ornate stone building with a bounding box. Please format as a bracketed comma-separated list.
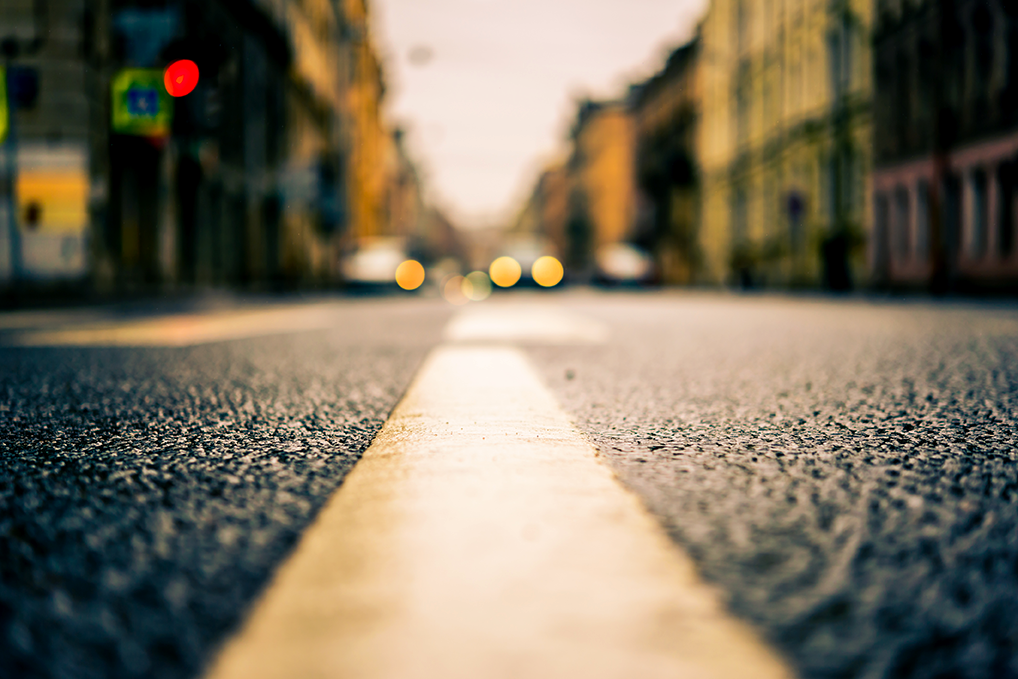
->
[699, 0, 873, 289]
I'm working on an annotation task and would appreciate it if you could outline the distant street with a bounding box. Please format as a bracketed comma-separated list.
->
[2, 292, 1017, 679]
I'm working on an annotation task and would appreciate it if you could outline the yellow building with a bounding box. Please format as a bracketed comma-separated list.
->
[568, 100, 636, 276]
[261, 0, 351, 283]
[273, 0, 393, 280]
[511, 100, 636, 281]
[699, 0, 872, 289]
[340, 0, 390, 246]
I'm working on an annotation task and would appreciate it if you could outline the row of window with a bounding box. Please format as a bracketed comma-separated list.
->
[875, 165, 1017, 265]
[877, 181, 931, 262]
[732, 24, 859, 148]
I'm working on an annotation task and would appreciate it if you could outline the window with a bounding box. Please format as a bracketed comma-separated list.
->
[787, 189, 806, 253]
[826, 149, 855, 228]
[828, 30, 842, 101]
[764, 176, 777, 237]
[843, 152, 857, 220]
[895, 186, 911, 259]
[732, 187, 748, 245]
[874, 192, 890, 275]
[970, 169, 988, 258]
[735, 64, 751, 146]
[916, 180, 930, 261]
[998, 162, 1016, 257]
[828, 12, 855, 101]
[826, 156, 838, 224]
[736, 0, 750, 54]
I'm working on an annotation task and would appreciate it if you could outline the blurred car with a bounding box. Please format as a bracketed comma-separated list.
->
[594, 243, 654, 286]
[341, 238, 413, 292]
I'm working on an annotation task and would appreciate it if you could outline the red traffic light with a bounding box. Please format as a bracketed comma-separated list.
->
[164, 60, 199, 97]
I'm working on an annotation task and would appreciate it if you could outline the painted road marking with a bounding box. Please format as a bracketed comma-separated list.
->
[4, 300, 608, 348]
[444, 304, 608, 344]
[0, 308, 109, 331]
[205, 344, 795, 679]
[5, 303, 344, 347]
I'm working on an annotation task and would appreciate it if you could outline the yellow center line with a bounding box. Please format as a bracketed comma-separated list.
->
[443, 304, 609, 344]
[5, 303, 345, 347]
[205, 341, 795, 679]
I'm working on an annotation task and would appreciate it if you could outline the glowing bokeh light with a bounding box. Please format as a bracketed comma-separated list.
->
[532, 256, 564, 287]
[394, 259, 426, 290]
[443, 275, 469, 305]
[464, 271, 492, 301]
[489, 256, 522, 288]
[164, 60, 199, 97]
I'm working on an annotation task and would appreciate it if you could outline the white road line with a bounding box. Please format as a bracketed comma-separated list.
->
[205, 344, 795, 679]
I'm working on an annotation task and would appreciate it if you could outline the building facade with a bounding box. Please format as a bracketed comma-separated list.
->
[510, 161, 569, 264]
[1, 0, 398, 295]
[566, 99, 636, 281]
[630, 38, 701, 285]
[872, 0, 1018, 291]
[699, 0, 873, 289]
[339, 0, 389, 247]
[1, 0, 92, 285]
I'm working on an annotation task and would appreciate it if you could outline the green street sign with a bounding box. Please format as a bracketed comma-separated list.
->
[0, 67, 8, 143]
[111, 69, 172, 136]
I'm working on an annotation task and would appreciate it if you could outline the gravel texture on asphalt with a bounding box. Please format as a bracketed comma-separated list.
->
[0, 300, 450, 679]
[531, 293, 1018, 679]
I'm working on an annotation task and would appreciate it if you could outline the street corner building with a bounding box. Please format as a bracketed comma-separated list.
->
[871, 0, 1018, 293]
[0, 0, 423, 295]
[698, 0, 873, 290]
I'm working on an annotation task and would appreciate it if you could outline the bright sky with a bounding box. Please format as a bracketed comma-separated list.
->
[373, 0, 707, 228]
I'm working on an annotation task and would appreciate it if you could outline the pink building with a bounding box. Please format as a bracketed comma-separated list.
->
[872, 0, 1018, 291]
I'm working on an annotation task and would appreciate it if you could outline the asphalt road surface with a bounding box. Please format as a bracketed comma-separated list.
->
[0, 297, 453, 679]
[2, 291, 1017, 679]
[531, 293, 1018, 679]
